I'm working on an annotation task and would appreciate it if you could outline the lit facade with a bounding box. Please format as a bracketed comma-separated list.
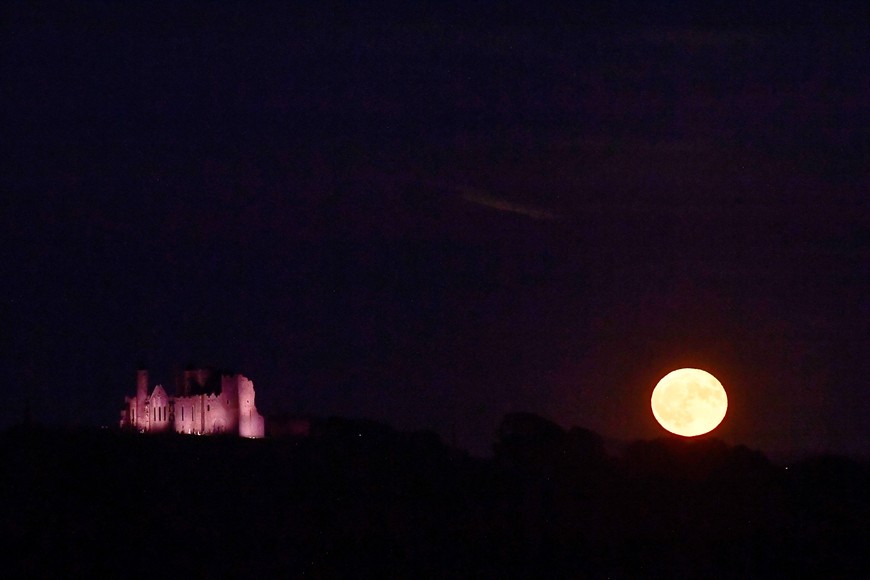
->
[120, 368, 265, 438]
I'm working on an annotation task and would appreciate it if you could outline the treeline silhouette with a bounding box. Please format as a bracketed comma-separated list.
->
[2, 414, 866, 578]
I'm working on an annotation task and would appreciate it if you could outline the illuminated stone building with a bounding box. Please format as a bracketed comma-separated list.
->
[120, 368, 265, 438]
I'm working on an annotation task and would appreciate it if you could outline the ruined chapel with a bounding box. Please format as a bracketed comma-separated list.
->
[120, 368, 265, 438]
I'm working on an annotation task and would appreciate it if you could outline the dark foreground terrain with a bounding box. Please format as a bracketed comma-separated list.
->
[2, 417, 867, 578]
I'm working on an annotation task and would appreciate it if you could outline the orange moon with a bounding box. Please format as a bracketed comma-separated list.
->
[651, 368, 728, 437]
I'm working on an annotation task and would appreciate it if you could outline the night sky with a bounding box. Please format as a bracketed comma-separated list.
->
[4, 2, 868, 459]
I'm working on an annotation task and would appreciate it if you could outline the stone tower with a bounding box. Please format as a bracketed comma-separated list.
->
[136, 368, 148, 430]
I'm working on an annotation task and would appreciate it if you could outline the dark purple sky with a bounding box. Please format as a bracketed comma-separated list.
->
[4, 2, 868, 458]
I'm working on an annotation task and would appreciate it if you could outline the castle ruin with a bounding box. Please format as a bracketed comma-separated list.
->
[120, 368, 265, 438]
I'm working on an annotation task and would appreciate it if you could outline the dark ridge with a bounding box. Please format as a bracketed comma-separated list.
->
[2, 419, 867, 577]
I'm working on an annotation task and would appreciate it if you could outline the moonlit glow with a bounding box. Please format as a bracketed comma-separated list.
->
[651, 368, 728, 437]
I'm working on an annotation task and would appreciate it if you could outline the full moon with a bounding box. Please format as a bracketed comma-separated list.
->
[651, 368, 728, 437]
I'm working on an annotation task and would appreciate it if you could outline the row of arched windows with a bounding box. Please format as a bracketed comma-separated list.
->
[152, 405, 168, 422]
[143, 401, 225, 425]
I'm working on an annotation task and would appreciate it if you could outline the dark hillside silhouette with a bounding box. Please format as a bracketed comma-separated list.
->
[2, 417, 866, 577]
